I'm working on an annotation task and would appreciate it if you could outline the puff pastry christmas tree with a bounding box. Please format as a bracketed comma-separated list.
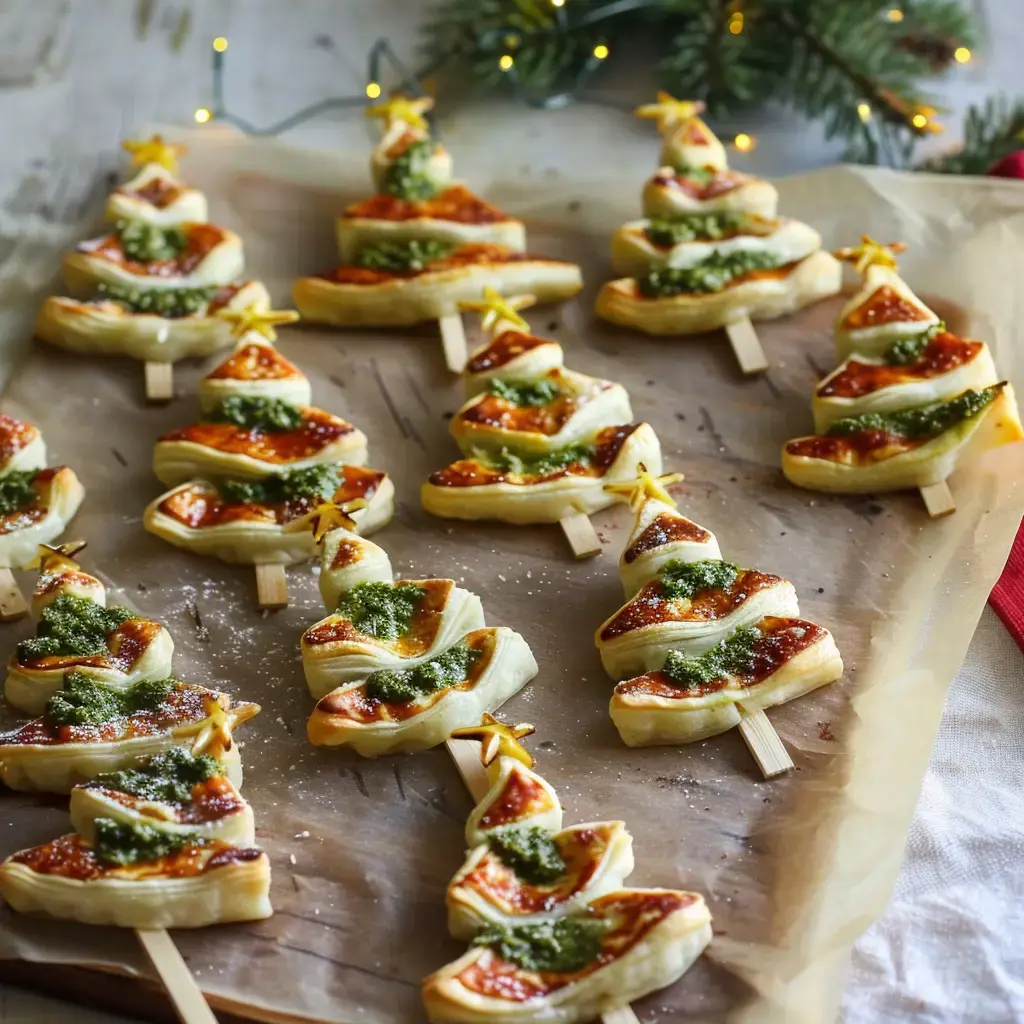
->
[422, 290, 664, 557]
[35, 134, 271, 403]
[426, 717, 712, 1023]
[782, 238, 1024, 517]
[144, 306, 395, 609]
[0, 415, 85, 621]
[0, 541, 267, 1024]
[292, 95, 583, 371]
[302, 502, 538, 756]
[596, 468, 843, 777]
[595, 95, 842, 374]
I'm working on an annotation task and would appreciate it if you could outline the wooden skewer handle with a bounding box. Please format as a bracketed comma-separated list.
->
[724, 317, 769, 375]
[439, 313, 468, 374]
[0, 567, 27, 622]
[255, 563, 288, 610]
[737, 704, 793, 778]
[559, 511, 602, 559]
[144, 362, 175, 404]
[920, 480, 956, 519]
[136, 928, 218, 1024]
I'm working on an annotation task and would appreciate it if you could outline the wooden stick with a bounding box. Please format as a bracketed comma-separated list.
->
[254, 563, 288, 610]
[0, 568, 27, 622]
[736, 704, 793, 778]
[135, 928, 218, 1024]
[724, 317, 768, 375]
[559, 511, 602, 559]
[438, 312, 468, 374]
[444, 737, 640, 1024]
[920, 480, 955, 519]
[144, 362, 174, 404]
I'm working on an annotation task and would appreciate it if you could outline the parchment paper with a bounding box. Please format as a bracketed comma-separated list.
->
[0, 131, 1022, 1024]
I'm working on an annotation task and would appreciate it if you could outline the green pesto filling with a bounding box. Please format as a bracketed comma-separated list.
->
[116, 219, 186, 263]
[17, 595, 138, 662]
[643, 211, 750, 247]
[97, 282, 216, 318]
[87, 747, 222, 805]
[659, 558, 740, 601]
[662, 625, 762, 688]
[44, 673, 176, 729]
[364, 642, 480, 704]
[0, 469, 39, 516]
[488, 377, 562, 407]
[486, 825, 566, 884]
[219, 463, 341, 506]
[883, 321, 946, 366]
[381, 139, 441, 200]
[93, 817, 201, 867]
[672, 165, 718, 186]
[335, 581, 426, 640]
[355, 238, 454, 271]
[826, 385, 1000, 440]
[204, 395, 304, 432]
[637, 249, 782, 298]
[472, 918, 605, 973]
[478, 442, 596, 478]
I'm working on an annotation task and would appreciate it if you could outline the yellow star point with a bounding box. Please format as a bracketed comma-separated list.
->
[450, 713, 536, 768]
[216, 304, 300, 342]
[604, 462, 684, 511]
[306, 499, 368, 544]
[635, 92, 706, 135]
[122, 134, 187, 171]
[365, 94, 434, 131]
[834, 235, 908, 275]
[29, 541, 87, 573]
[458, 287, 536, 335]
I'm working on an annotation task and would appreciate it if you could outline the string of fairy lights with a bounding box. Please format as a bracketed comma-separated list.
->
[190, 3, 969, 149]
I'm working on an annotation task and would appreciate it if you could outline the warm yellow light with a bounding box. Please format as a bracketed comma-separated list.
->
[552, 0, 565, 6]
[505, 33, 520, 48]
[193, 107, 212, 124]
[212, 36, 228, 52]
[499, 54, 514, 71]
[857, 102, 872, 122]
[954, 46, 972, 63]
[728, 12, 744, 34]
[733, 132, 755, 152]
[886, 8, 904, 22]
[593, 44, 609, 60]
[911, 113, 928, 128]
[365, 82, 381, 99]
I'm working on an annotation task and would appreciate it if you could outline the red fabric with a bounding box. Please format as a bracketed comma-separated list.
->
[987, 151, 1024, 179]
[989, 516, 1024, 649]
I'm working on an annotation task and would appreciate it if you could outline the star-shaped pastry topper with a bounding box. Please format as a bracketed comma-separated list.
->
[365, 94, 434, 131]
[450, 713, 536, 768]
[122, 134, 187, 172]
[28, 541, 88, 573]
[834, 235, 908, 275]
[635, 93, 706, 135]
[604, 462, 685, 512]
[305, 498, 368, 544]
[216, 304, 300, 342]
[458, 287, 536, 335]
[194, 695, 233, 756]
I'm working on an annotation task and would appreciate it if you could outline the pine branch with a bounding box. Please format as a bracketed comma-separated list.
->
[918, 96, 1024, 174]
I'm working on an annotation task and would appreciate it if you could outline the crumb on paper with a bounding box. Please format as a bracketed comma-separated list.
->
[818, 721, 836, 741]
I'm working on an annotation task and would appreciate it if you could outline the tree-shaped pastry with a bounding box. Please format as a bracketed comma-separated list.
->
[596, 95, 842, 374]
[424, 717, 712, 1023]
[303, 505, 538, 757]
[292, 96, 582, 371]
[597, 469, 843, 777]
[4, 544, 175, 716]
[144, 308, 394, 608]
[0, 416, 85, 621]
[782, 238, 1023, 517]
[35, 134, 271, 402]
[422, 291, 663, 558]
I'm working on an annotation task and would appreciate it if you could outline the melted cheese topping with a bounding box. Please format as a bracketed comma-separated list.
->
[9, 833, 263, 881]
[457, 890, 700, 1000]
[77, 223, 228, 277]
[13, 618, 163, 673]
[91, 774, 247, 825]
[818, 334, 982, 399]
[0, 467, 59, 535]
[650, 169, 750, 200]
[623, 513, 712, 563]
[429, 424, 641, 488]
[466, 331, 555, 375]
[116, 177, 185, 209]
[784, 431, 919, 464]
[842, 285, 932, 330]
[599, 569, 785, 641]
[343, 185, 514, 225]
[0, 414, 39, 465]
[615, 616, 827, 698]
[159, 408, 356, 463]
[303, 578, 455, 655]
[477, 764, 560, 832]
[206, 343, 305, 383]
[312, 629, 495, 723]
